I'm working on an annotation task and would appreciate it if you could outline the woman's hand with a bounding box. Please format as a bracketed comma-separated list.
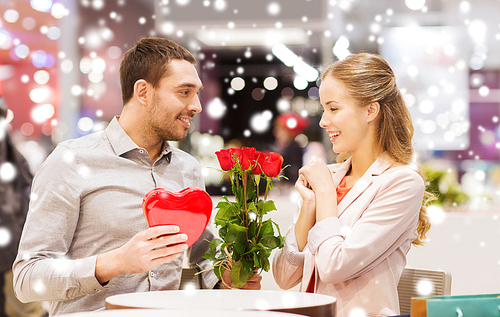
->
[298, 159, 335, 195]
[220, 269, 262, 290]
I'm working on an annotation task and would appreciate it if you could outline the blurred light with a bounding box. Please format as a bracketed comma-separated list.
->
[31, 50, 47, 68]
[277, 98, 291, 112]
[47, 26, 61, 40]
[88, 72, 103, 83]
[470, 54, 485, 70]
[243, 129, 251, 137]
[161, 22, 175, 34]
[250, 112, 272, 133]
[236, 66, 244, 74]
[227, 21, 235, 29]
[332, 36, 350, 60]
[176, 0, 190, 5]
[29, 88, 49, 103]
[0, 227, 12, 247]
[51, 3, 67, 18]
[30, 0, 53, 12]
[460, 1, 470, 12]
[416, 280, 433, 296]
[206, 97, 227, 119]
[293, 61, 319, 82]
[71, 85, 83, 96]
[251, 88, 265, 101]
[14, 44, 30, 59]
[427, 85, 439, 97]
[107, 46, 122, 59]
[33, 70, 50, 85]
[480, 130, 495, 145]
[78, 117, 94, 133]
[20, 123, 34, 136]
[478, 85, 490, 96]
[420, 120, 436, 134]
[405, 0, 425, 10]
[92, 0, 105, 10]
[0, 30, 12, 49]
[263, 77, 278, 90]
[21, 75, 29, 83]
[0, 162, 16, 182]
[31, 103, 55, 123]
[22, 17, 36, 30]
[267, 2, 280, 15]
[214, 0, 227, 11]
[308, 87, 319, 100]
[293, 77, 308, 90]
[281, 87, 294, 100]
[403, 93, 416, 108]
[91, 58, 106, 73]
[80, 57, 92, 74]
[468, 20, 487, 43]
[436, 113, 450, 128]
[60, 59, 73, 74]
[407, 65, 419, 77]
[138, 17, 146, 25]
[427, 205, 446, 224]
[4, 9, 19, 23]
[418, 100, 434, 114]
[230, 77, 245, 91]
[272, 44, 299, 67]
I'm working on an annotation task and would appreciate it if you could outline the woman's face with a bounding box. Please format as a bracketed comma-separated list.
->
[318, 76, 372, 155]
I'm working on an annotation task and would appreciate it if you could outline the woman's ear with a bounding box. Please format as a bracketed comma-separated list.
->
[133, 79, 149, 107]
[366, 102, 380, 123]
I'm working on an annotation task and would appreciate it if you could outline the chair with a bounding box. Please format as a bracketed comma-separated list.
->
[397, 267, 452, 314]
[179, 268, 202, 289]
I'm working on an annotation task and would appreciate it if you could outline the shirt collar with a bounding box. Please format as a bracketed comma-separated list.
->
[105, 116, 138, 156]
[106, 116, 173, 161]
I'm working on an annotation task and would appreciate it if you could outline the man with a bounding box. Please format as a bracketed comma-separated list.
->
[13, 37, 259, 316]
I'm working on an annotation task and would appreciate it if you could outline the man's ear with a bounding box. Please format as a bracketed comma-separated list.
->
[133, 79, 149, 106]
[366, 102, 380, 123]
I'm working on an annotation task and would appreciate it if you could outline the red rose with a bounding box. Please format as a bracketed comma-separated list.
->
[261, 152, 283, 177]
[229, 148, 242, 166]
[215, 149, 235, 171]
[240, 147, 257, 170]
[251, 151, 265, 175]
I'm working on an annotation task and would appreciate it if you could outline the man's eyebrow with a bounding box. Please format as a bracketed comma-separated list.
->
[174, 83, 204, 91]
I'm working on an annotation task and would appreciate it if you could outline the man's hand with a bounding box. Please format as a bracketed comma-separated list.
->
[95, 225, 188, 284]
[219, 269, 262, 290]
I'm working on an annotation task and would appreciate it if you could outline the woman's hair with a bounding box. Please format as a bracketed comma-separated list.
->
[119, 37, 196, 105]
[322, 52, 432, 246]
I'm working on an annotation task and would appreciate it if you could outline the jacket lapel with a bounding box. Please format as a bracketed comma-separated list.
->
[331, 157, 392, 217]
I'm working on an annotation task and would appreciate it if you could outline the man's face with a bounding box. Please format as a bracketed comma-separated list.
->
[145, 59, 203, 142]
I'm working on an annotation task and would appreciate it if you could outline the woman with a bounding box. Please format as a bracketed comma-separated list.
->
[272, 52, 432, 317]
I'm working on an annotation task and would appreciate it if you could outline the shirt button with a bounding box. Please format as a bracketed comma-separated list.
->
[139, 149, 145, 154]
[150, 271, 154, 278]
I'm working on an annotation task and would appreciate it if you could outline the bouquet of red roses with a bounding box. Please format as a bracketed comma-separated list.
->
[203, 147, 285, 288]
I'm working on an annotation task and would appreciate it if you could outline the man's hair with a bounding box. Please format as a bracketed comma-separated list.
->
[119, 37, 196, 104]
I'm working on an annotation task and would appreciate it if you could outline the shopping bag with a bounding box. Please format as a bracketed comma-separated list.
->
[411, 293, 500, 317]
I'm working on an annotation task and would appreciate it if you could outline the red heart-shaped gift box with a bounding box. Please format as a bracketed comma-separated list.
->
[142, 187, 213, 247]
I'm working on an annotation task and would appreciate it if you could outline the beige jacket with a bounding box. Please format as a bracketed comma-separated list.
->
[273, 157, 425, 317]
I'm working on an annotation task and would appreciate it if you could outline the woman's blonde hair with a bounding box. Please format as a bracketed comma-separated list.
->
[322, 52, 432, 246]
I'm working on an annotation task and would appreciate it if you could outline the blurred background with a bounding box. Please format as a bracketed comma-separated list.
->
[1, 0, 500, 296]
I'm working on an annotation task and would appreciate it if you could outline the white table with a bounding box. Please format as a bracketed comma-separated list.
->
[105, 290, 336, 317]
[60, 309, 301, 317]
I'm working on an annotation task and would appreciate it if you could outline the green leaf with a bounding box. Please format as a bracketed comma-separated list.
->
[215, 203, 237, 222]
[263, 200, 277, 214]
[234, 232, 247, 255]
[228, 223, 247, 234]
[253, 253, 261, 268]
[260, 236, 280, 249]
[230, 260, 253, 289]
[248, 221, 256, 241]
[259, 220, 274, 238]
[214, 265, 224, 281]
